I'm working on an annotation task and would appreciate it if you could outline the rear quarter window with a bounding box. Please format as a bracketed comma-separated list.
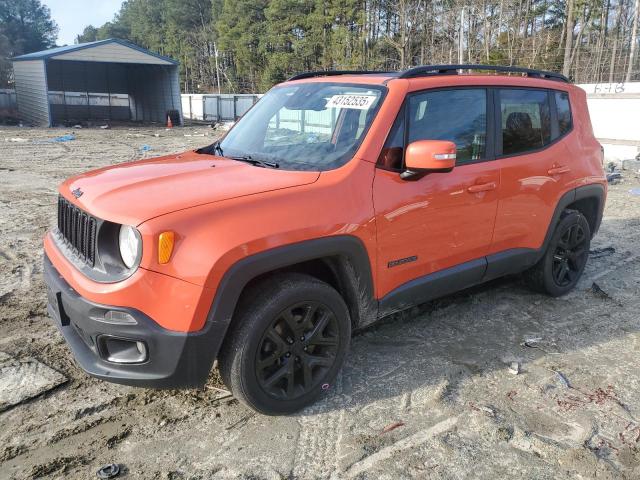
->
[499, 88, 551, 156]
[554, 91, 572, 136]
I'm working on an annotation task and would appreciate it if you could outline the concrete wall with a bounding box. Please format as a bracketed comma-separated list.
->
[12, 60, 50, 126]
[577, 82, 640, 162]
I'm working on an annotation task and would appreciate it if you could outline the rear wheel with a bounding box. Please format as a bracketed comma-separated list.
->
[525, 209, 590, 296]
[218, 273, 351, 415]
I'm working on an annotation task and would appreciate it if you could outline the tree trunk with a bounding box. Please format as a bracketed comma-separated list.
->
[562, 0, 575, 77]
[627, 0, 640, 82]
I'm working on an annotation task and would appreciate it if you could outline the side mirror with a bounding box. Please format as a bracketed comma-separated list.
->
[401, 140, 457, 180]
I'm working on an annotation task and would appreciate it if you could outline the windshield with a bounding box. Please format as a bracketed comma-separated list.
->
[207, 83, 385, 171]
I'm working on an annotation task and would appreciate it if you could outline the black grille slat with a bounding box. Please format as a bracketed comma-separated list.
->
[56, 196, 97, 267]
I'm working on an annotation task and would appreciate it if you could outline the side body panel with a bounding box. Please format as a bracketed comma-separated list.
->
[373, 163, 500, 298]
[491, 85, 606, 254]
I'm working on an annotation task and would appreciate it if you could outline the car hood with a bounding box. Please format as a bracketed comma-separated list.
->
[60, 150, 320, 225]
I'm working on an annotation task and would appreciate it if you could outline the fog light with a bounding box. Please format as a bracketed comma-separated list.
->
[91, 310, 137, 325]
[99, 336, 148, 364]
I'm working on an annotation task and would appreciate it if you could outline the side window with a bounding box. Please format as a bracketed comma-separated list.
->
[408, 89, 487, 164]
[377, 106, 405, 171]
[499, 89, 551, 155]
[555, 91, 572, 136]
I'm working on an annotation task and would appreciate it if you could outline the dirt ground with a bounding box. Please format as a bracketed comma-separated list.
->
[0, 125, 639, 480]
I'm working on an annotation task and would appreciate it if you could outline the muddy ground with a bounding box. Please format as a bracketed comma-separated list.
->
[0, 125, 639, 480]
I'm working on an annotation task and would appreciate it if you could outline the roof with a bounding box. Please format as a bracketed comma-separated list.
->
[12, 38, 178, 65]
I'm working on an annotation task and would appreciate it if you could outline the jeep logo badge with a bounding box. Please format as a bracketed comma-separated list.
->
[71, 187, 83, 199]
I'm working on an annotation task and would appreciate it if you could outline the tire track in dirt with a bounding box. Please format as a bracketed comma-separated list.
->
[292, 373, 346, 479]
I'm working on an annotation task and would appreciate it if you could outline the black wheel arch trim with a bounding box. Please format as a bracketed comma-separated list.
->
[203, 235, 377, 366]
[543, 183, 605, 246]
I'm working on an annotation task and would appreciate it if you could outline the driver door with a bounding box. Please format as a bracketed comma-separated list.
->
[373, 88, 500, 299]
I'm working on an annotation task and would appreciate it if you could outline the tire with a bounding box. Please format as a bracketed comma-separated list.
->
[218, 273, 351, 415]
[524, 209, 591, 296]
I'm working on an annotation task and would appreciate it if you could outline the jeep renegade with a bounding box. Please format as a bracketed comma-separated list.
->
[44, 65, 606, 415]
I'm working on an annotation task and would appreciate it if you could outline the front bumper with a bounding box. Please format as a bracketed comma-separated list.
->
[44, 254, 216, 388]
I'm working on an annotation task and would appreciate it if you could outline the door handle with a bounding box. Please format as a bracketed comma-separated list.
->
[548, 166, 571, 175]
[467, 182, 497, 193]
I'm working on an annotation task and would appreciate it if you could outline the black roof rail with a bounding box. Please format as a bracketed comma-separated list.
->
[399, 64, 569, 83]
[287, 70, 392, 81]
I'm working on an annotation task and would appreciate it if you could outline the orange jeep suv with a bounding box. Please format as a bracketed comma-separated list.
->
[44, 65, 606, 414]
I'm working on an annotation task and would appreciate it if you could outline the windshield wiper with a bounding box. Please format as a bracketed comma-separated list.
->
[212, 141, 224, 156]
[195, 140, 224, 156]
[197, 142, 279, 168]
[230, 155, 279, 169]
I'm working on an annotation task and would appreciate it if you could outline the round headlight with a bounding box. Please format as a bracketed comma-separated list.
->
[118, 225, 141, 269]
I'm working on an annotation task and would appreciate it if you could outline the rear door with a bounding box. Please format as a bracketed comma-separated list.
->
[373, 88, 500, 298]
[490, 88, 575, 256]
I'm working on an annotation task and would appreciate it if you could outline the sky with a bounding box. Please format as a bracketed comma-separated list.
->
[43, 0, 124, 46]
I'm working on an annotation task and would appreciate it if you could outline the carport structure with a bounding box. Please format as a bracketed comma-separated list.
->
[12, 39, 182, 126]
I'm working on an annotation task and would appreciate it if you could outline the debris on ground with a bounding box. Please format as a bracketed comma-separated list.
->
[31, 133, 76, 144]
[51, 133, 75, 142]
[469, 402, 496, 417]
[629, 187, 640, 196]
[225, 413, 255, 431]
[520, 336, 543, 348]
[551, 369, 572, 388]
[590, 282, 622, 306]
[140, 144, 152, 152]
[589, 246, 615, 258]
[100, 125, 110, 129]
[96, 463, 121, 479]
[509, 362, 520, 375]
[7, 137, 27, 142]
[381, 421, 405, 434]
[606, 172, 622, 184]
[213, 121, 234, 131]
[0, 352, 67, 412]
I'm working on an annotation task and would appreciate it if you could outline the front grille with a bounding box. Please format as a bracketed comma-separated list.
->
[57, 196, 98, 266]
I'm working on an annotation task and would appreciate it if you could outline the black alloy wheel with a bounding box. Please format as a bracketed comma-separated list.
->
[256, 301, 339, 400]
[551, 222, 588, 287]
[525, 209, 591, 296]
[218, 273, 351, 415]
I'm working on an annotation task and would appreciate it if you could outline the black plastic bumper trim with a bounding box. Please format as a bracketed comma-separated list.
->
[44, 254, 216, 388]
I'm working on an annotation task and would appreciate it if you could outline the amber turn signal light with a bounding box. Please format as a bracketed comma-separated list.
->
[158, 231, 175, 264]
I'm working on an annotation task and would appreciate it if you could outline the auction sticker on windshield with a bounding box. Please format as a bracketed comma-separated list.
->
[326, 94, 377, 110]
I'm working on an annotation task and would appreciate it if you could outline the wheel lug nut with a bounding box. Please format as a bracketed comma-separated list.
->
[285, 352, 291, 358]
[303, 346, 307, 351]
[300, 336, 305, 341]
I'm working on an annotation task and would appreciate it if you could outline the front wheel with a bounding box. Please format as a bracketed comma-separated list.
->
[218, 273, 351, 415]
[525, 209, 591, 296]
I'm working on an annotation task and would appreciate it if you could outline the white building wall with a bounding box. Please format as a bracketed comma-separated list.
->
[12, 60, 50, 126]
[578, 82, 640, 162]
